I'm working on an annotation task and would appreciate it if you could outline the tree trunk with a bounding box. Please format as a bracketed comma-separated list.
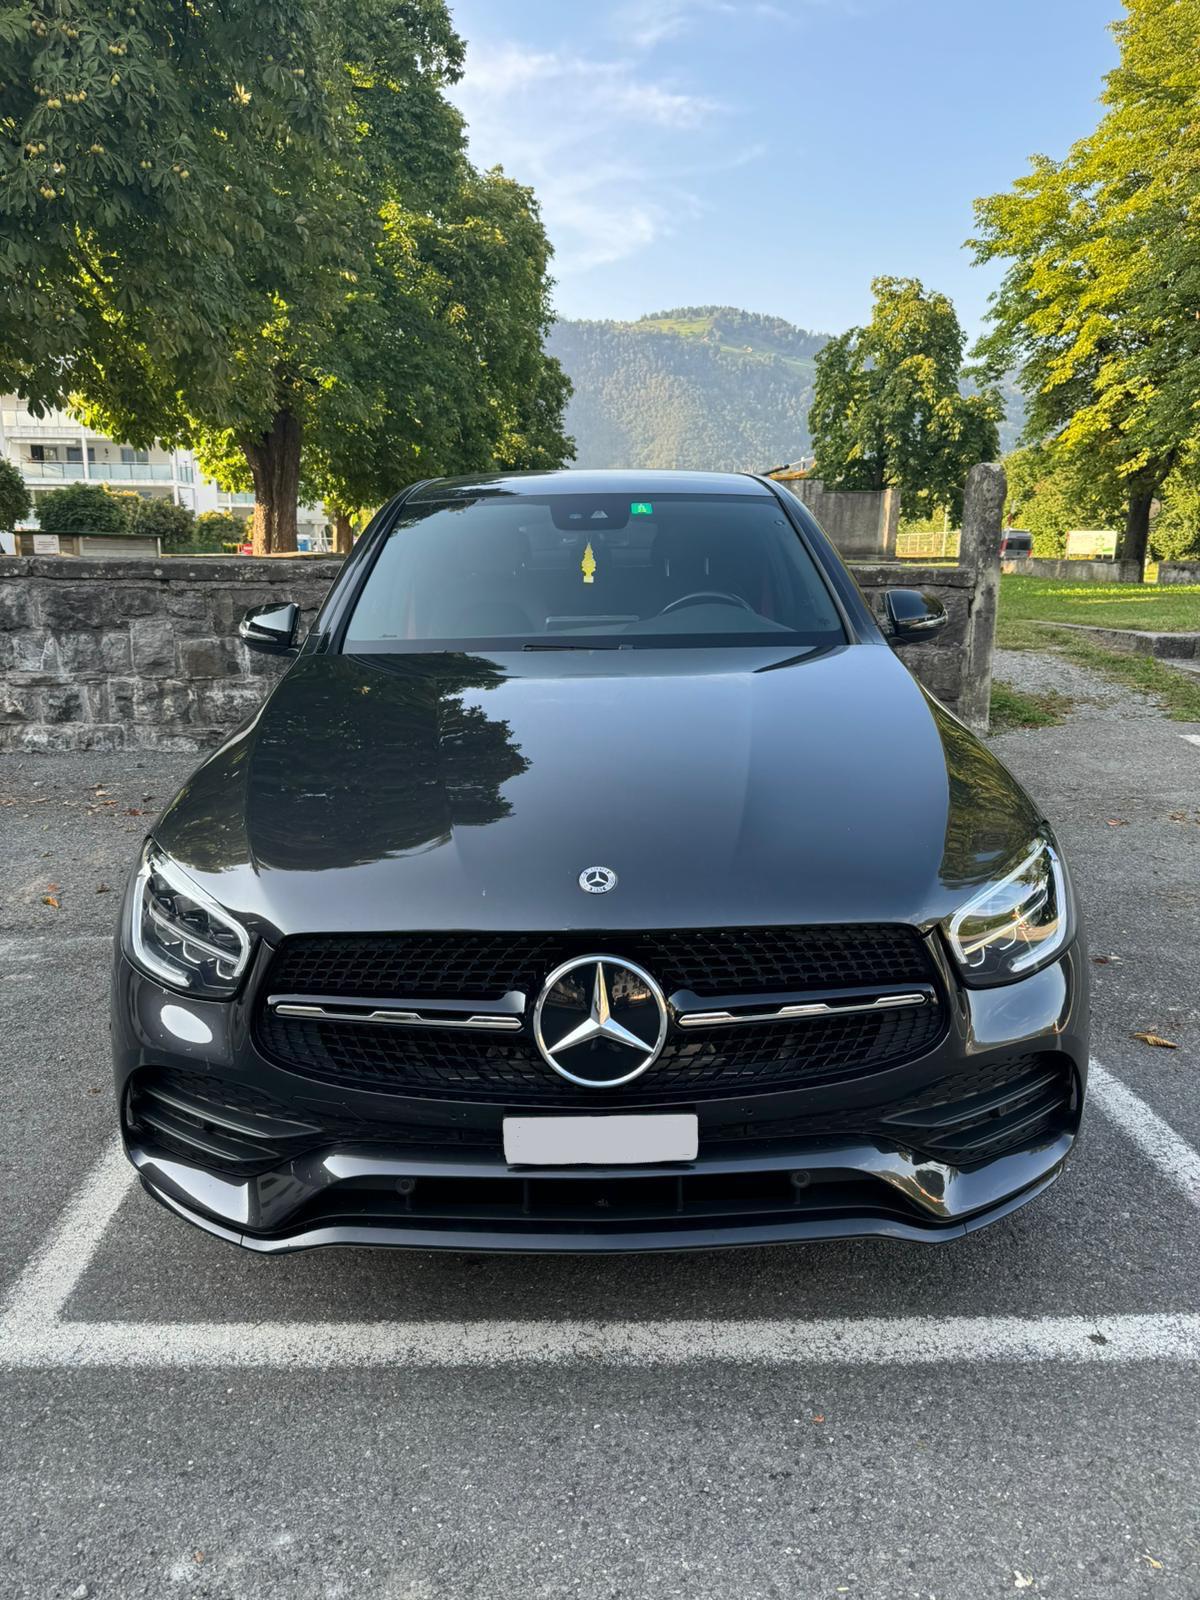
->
[1119, 488, 1154, 576]
[332, 509, 354, 555]
[242, 408, 301, 555]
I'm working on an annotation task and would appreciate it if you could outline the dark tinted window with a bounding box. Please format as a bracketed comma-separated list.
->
[344, 493, 844, 649]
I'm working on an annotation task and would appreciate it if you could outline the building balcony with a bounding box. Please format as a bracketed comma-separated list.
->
[21, 461, 87, 481]
[20, 460, 185, 483]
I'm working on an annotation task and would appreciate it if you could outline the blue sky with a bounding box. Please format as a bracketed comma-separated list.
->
[447, 0, 1120, 339]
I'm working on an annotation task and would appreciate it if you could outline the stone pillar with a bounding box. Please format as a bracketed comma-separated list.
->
[957, 462, 1006, 733]
[879, 486, 900, 559]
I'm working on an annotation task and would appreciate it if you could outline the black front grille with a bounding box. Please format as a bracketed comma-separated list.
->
[265, 924, 935, 1004]
[257, 997, 945, 1103]
[258, 924, 944, 1102]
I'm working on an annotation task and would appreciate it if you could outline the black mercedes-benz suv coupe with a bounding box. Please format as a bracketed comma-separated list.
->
[111, 469, 1088, 1252]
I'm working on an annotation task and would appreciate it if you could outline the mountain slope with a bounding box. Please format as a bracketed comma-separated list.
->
[548, 307, 827, 473]
[548, 305, 1026, 472]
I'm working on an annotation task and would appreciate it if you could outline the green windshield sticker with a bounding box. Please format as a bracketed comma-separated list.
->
[630, 502, 653, 515]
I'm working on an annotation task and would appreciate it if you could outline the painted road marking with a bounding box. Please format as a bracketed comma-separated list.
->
[1180, 734, 1200, 749]
[1, 1058, 1198, 1369]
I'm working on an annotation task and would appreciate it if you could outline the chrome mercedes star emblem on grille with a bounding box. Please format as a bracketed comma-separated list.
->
[578, 865, 617, 894]
[532, 955, 668, 1088]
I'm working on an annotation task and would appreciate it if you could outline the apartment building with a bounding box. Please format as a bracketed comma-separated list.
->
[0, 396, 329, 549]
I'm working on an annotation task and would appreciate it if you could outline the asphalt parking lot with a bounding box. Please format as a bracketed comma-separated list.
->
[2, 663, 1199, 1599]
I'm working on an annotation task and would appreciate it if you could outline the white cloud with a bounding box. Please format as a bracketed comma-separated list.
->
[614, 0, 797, 50]
[449, 40, 730, 277]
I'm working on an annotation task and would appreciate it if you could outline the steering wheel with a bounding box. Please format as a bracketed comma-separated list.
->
[657, 590, 754, 616]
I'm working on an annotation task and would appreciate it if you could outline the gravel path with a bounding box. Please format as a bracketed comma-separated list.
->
[992, 644, 1160, 720]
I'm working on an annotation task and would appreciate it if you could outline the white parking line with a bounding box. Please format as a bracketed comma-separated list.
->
[1180, 734, 1200, 749]
[4, 1312, 1200, 1369]
[2, 1057, 1199, 1368]
[1088, 1063, 1200, 1208]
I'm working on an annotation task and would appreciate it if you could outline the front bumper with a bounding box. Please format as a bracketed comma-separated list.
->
[112, 941, 1090, 1253]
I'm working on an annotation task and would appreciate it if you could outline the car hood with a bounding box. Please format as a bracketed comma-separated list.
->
[153, 647, 1043, 938]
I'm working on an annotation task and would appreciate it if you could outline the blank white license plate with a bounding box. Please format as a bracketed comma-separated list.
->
[503, 1114, 698, 1167]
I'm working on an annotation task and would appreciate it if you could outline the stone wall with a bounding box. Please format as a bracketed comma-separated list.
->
[1003, 556, 1143, 583]
[0, 556, 341, 751]
[1157, 562, 1200, 586]
[0, 475, 1003, 751]
[776, 479, 900, 560]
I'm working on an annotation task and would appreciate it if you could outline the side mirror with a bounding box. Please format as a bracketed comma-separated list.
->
[884, 588, 948, 646]
[239, 601, 300, 656]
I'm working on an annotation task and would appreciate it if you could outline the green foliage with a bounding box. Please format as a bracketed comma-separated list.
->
[1003, 443, 1124, 556]
[125, 496, 195, 549]
[0, 456, 31, 532]
[35, 482, 128, 535]
[296, 163, 574, 517]
[1150, 456, 1200, 562]
[1, 0, 569, 550]
[547, 308, 823, 471]
[972, 0, 1200, 561]
[194, 511, 245, 549]
[809, 277, 1000, 520]
[0, 0, 336, 423]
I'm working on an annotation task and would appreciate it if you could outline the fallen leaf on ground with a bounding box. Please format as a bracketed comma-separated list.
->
[1014, 1573, 1034, 1590]
[1106, 818, 1129, 828]
[1131, 1032, 1179, 1049]
[95, 883, 110, 894]
[41, 895, 59, 909]
[1143, 1554, 1164, 1571]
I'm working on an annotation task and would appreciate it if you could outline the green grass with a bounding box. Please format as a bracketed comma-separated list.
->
[989, 682, 1074, 732]
[999, 574, 1200, 633]
[995, 574, 1200, 720]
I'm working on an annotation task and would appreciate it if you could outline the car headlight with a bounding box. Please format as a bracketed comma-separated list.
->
[945, 834, 1071, 986]
[127, 843, 253, 997]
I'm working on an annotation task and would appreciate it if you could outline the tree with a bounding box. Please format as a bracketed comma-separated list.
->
[809, 277, 1000, 520]
[126, 496, 195, 549]
[1150, 453, 1200, 562]
[972, 0, 1200, 570]
[0, 457, 30, 533]
[1004, 442, 1124, 556]
[293, 166, 574, 540]
[0, 0, 334, 422]
[35, 482, 128, 535]
[3, 1, 559, 554]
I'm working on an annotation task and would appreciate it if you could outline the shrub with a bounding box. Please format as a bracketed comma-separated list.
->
[192, 511, 245, 550]
[0, 457, 31, 533]
[126, 496, 196, 548]
[36, 482, 130, 536]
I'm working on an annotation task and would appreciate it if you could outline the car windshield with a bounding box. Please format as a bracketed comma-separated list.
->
[343, 492, 846, 650]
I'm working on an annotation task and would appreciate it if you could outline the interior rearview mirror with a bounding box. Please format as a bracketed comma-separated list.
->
[239, 601, 300, 656]
[884, 588, 948, 646]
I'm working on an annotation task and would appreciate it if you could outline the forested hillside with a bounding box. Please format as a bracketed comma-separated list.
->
[547, 307, 825, 472]
[549, 306, 1025, 471]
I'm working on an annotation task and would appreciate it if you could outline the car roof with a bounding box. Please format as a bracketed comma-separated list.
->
[406, 469, 775, 504]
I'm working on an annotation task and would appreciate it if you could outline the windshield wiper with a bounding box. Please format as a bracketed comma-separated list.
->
[522, 642, 621, 651]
